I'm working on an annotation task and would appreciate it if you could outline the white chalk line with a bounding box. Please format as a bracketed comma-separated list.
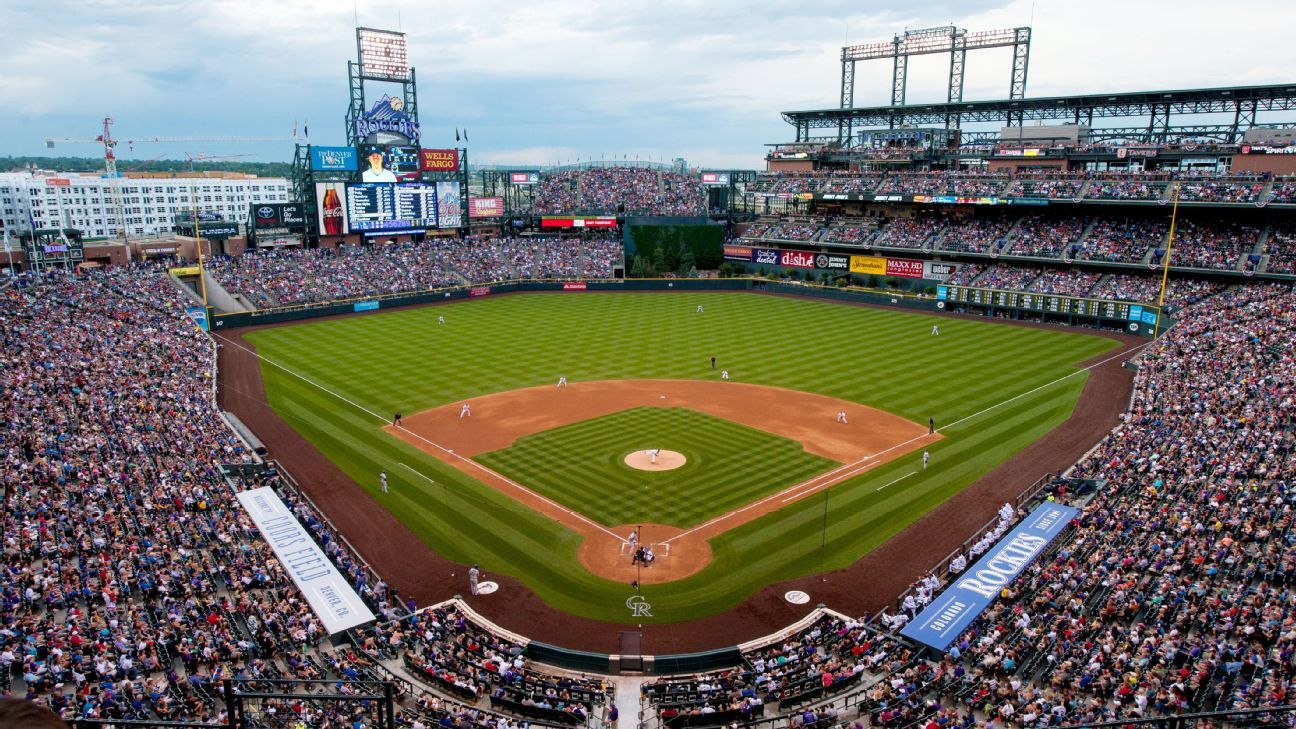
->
[876, 471, 917, 491]
[216, 333, 627, 543]
[664, 340, 1149, 545]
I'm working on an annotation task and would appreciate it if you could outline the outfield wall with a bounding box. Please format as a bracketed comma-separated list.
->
[209, 277, 1164, 334]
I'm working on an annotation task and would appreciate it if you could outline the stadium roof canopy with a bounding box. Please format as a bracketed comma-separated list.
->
[783, 83, 1296, 141]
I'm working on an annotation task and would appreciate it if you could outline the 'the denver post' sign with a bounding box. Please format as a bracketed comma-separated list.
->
[900, 502, 1077, 652]
[236, 487, 375, 634]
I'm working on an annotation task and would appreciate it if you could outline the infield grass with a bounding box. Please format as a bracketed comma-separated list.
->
[244, 292, 1121, 623]
[476, 407, 838, 528]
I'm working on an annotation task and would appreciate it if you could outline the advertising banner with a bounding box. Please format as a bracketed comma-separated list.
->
[420, 149, 460, 172]
[781, 250, 815, 269]
[886, 258, 925, 279]
[540, 216, 618, 228]
[470, 286, 491, 297]
[45, 177, 72, 187]
[723, 244, 754, 261]
[315, 182, 350, 236]
[251, 203, 306, 230]
[700, 172, 731, 185]
[752, 248, 780, 266]
[509, 171, 540, 185]
[309, 146, 359, 171]
[814, 253, 850, 270]
[185, 306, 209, 332]
[562, 282, 588, 290]
[354, 301, 380, 312]
[468, 197, 504, 218]
[435, 181, 463, 229]
[922, 261, 961, 281]
[849, 255, 888, 275]
[236, 487, 376, 635]
[901, 502, 1078, 651]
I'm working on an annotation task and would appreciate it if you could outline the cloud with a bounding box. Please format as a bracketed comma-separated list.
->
[0, 0, 1292, 168]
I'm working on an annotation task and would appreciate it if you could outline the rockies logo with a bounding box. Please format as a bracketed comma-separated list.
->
[626, 595, 653, 617]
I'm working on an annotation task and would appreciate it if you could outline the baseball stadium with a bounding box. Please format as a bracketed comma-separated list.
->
[2, 13, 1296, 729]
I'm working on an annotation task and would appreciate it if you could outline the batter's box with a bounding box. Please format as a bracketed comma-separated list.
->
[618, 541, 671, 561]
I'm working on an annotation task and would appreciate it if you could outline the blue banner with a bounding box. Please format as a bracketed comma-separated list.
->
[900, 502, 1078, 652]
[1128, 305, 1144, 321]
[936, 286, 948, 301]
[354, 301, 380, 312]
[185, 306, 209, 332]
[310, 146, 359, 171]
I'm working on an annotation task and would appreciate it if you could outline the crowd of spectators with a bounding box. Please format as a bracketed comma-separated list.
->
[208, 237, 622, 309]
[534, 167, 704, 215]
[938, 217, 1015, 254]
[967, 263, 1041, 290]
[1076, 217, 1168, 263]
[873, 216, 945, 250]
[1002, 177, 1085, 200]
[1264, 222, 1296, 274]
[1270, 177, 1296, 205]
[1175, 178, 1267, 204]
[1086, 178, 1168, 201]
[1087, 274, 1224, 308]
[1166, 218, 1260, 270]
[1005, 215, 1089, 258]
[1025, 269, 1103, 296]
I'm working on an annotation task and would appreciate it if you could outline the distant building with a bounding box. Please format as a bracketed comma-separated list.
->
[0, 172, 290, 239]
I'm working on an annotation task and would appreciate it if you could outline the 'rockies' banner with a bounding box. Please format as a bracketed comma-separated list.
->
[901, 502, 1077, 651]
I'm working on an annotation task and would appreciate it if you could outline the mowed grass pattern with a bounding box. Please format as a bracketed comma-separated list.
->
[476, 407, 838, 527]
[245, 292, 1120, 623]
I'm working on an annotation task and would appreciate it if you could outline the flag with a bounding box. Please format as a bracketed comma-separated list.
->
[463, 128, 468, 142]
[293, 119, 298, 139]
[304, 120, 309, 139]
[455, 128, 460, 142]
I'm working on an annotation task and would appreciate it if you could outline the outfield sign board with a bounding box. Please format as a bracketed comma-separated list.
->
[901, 502, 1077, 652]
[310, 146, 359, 171]
[235, 487, 375, 634]
[938, 285, 1141, 321]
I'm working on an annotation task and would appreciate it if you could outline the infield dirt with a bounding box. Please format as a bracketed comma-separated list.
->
[384, 379, 937, 583]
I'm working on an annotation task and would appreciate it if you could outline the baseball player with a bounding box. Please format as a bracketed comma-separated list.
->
[557, 376, 568, 387]
[710, 356, 716, 369]
[469, 565, 480, 595]
[649, 448, 660, 464]
[721, 370, 730, 381]
[923, 450, 930, 469]
[460, 403, 472, 418]
[393, 412, 402, 426]
[438, 315, 446, 325]
[696, 304, 704, 313]
[929, 417, 935, 434]
[932, 323, 940, 336]
[380, 470, 388, 493]
[836, 410, 848, 424]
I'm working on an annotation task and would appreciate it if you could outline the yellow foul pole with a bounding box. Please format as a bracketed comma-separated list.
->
[190, 185, 210, 310]
[1153, 184, 1179, 338]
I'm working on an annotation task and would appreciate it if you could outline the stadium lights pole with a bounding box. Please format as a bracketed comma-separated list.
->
[1153, 186, 1180, 338]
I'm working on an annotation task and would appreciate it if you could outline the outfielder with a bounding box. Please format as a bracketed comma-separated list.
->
[438, 315, 446, 325]
[932, 323, 940, 336]
[557, 376, 568, 387]
[380, 470, 388, 493]
[721, 370, 730, 381]
[696, 304, 704, 313]
[460, 403, 472, 418]
[923, 450, 930, 469]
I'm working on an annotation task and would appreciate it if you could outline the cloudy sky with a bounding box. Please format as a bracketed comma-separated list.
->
[1, 0, 1292, 169]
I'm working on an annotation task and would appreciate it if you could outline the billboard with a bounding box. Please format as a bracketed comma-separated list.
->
[315, 182, 350, 236]
[723, 244, 754, 261]
[250, 203, 306, 230]
[886, 258, 925, 279]
[381, 146, 421, 182]
[355, 94, 420, 145]
[357, 28, 409, 81]
[468, 197, 504, 218]
[45, 177, 71, 187]
[752, 248, 779, 266]
[780, 250, 816, 268]
[420, 149, 460, 172]
[813, 253, 850, 271]
[849, 255, 887, 275]
[540, 216, 618, 228]
[236, 487, 376, 634]
[509, 171, 540, 185]
[700, 172, 731, 185]
[922, 261, 961, 281]
[901, 502, 1078, 651]
[435, 181, 462, 228]
[309, 146, 359, 171]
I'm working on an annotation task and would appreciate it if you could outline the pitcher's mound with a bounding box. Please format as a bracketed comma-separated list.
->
[624, 449, 687, 471]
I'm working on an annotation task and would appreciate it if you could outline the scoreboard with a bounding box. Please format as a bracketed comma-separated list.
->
[392, 184, 437, 228]
[345, 183, 397, 231]
[938, 286, 1139, 321]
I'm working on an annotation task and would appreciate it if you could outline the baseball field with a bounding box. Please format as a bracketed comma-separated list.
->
[239, 292, 1120, 624]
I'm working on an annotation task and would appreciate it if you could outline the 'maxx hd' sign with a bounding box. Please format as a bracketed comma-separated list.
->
[900, 502, 1077, 651]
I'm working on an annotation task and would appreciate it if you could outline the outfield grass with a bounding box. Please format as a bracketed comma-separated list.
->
[476, 407, 839, 528]
[245, 292, 1119, 623]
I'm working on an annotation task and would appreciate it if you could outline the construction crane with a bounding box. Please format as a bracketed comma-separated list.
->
[41, 117, 293, 242]
[44, 116, 293, 177]
[185, 152, 255, 172]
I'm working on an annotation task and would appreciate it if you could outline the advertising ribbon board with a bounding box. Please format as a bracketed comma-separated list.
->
[562, 282, 588, 290]
[723, 244, 754, 261]
[235, 487, 375, 635]
[901, 502, 1078, 652]
[886, 258, 925, 279]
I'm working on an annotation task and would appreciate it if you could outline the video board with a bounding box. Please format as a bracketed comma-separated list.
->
[344, 182, 441, 231]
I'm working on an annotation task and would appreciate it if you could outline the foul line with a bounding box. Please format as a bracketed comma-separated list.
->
[664, 340, 1150, 545]
[876, 471, 917, 491]
[215, 333, 628, 543]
